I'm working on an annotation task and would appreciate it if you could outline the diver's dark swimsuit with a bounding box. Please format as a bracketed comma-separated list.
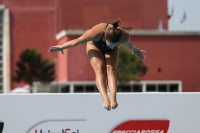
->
[92, 23, 114, 52]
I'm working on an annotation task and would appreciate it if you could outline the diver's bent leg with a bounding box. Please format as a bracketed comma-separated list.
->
[107, 65, 118, 109]
[86, 42, 111, 110]
[94, 65, 111, 110]
[105, 47, 119, 109]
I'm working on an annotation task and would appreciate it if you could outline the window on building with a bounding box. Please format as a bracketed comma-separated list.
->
[158, 84, 167, 92]
[36, 85, 48, 93]
[170, 84, 179, 92]
[133, 84, 142, 92]
[61, 86, 70, 93]
[33, 81, 182, 93]
[118, 84, 143, 92]
[85, 85, 98, 92]
[0, 85, 2, 93]
[118, 84, 131, 92]
[49, 85, 61, 93]
[146, 83, 179, 92]
[74, 85, 98, 93]
[146, 84, 156, 92]
[74, 85, 84, 93]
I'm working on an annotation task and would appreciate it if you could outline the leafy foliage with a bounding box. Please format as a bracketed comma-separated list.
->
[13, 48, 55, 86]
[117, 46, 148, 83]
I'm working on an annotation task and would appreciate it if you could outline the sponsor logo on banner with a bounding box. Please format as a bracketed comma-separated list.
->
[111, 120, 170, 133]
[27, 120, 84, 133]
[0, 122, 4, 133]
[35, 128, 79, 133]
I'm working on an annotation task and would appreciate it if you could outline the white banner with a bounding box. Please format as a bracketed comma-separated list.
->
[0, 93, 200, 133]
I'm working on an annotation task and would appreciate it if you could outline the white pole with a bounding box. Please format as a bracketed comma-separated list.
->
[172, 16, 174, 30]
[172, 5, 174, 30]
[184, 21, 186, 31]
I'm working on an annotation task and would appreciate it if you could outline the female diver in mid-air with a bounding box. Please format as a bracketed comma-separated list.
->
[49, 18, 146, 111]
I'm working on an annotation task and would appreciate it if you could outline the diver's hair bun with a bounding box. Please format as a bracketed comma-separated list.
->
[105, 18, 122, 43]
[111, 18, 121, 28]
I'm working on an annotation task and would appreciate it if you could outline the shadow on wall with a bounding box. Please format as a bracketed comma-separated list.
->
[0, 122, 4, 133]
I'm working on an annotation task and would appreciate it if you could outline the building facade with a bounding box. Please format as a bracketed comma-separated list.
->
[0, 0, 200, 93]
[54, 30, 200, 93]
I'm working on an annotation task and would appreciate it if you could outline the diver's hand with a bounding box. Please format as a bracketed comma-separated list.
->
[132, 48, 146, 60]
[49, 45, 64, 54]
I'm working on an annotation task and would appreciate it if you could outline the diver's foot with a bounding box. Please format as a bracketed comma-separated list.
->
[110, 98, 118, 109]
[103, 99, 111, 111]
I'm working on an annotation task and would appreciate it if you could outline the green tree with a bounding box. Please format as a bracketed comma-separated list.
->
[117, 46, 148, 88]
[13, 48, 55, 91]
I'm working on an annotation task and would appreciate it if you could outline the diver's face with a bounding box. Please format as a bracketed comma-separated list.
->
[106, 40, 118, 49]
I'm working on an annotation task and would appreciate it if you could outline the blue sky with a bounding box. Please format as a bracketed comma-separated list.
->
[168, 0, 200, 31]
